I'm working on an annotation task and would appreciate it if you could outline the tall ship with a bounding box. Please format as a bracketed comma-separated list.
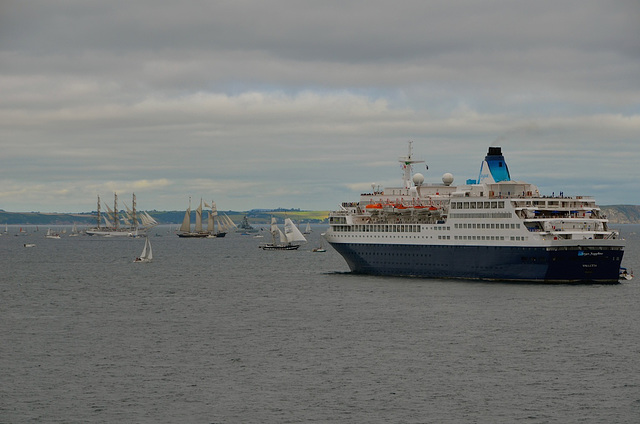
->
[324, 142, 625, 283]
[177, 198, 229, 238]
[86, 193, 158, 237]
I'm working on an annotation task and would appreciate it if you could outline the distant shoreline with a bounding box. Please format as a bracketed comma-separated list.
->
[2, 206, 640, 224]
[0, 210, 331, 226]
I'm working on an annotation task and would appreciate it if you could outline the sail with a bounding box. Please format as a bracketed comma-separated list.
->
[284, 218, 307, 243]
[222, 213, 237, 229]
[195, 200, 203, 232]
[278, 228, 287, 243]
[103, 215, 114, 227]
[207, 212, 214, 232]
[140, 238, 148, 258]
[180, 208, 191, 232]
[270, 217, 278, 235]
[145, 238, 152, 260]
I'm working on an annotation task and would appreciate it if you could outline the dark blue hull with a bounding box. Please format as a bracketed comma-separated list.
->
[329, 242, 623, 283]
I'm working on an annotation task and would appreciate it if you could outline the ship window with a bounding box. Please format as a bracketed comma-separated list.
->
[484, 202, 491, 208]
[451, 203, 457, 209]
[491, 202, 497, 209]
[470, 202, 476, 209]
[464, 202, 469, 209]
[477, 202, 484, 209]
[498, 201, 504, 208]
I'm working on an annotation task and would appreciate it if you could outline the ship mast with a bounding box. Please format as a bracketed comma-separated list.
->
[132, 193, 137, 231]
[398, 140, 425, 189]
[113, 193, 119, 230]
[96, 195, 101, 229]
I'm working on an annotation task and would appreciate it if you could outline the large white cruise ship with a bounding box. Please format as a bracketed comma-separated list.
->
[324, 142, 625, 283]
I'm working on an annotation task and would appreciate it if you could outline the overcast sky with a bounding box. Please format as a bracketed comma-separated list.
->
[1, 0, 639, 213]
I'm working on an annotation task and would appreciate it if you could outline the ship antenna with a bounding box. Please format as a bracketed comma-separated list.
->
[398, 140, 425, 189]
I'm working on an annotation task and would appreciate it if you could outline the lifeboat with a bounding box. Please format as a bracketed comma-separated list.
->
[365, 203, 383, 209]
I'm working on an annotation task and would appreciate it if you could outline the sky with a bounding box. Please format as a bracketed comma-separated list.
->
[1, 0, 639, 213]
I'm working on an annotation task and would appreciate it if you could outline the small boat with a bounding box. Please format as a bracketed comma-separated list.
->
[312, 238, 327, 252]
[303, 222, 312, 234]
[23, 243, 36, 248]
[619, 267, 633, 280]
[45, 228, 61, 239]
[69, 223, 81, 237]
[134, 237, 153, 263]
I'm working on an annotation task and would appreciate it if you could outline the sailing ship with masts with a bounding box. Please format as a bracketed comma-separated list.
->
[178, 198, 233, 238]
[86, 193, 158, 237]
[260, 217, 307, 250]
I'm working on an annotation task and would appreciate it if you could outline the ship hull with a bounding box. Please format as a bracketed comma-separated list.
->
[328, 242, 623, 283]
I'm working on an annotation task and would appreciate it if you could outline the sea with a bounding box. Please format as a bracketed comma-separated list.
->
[2, 224, 640, 423]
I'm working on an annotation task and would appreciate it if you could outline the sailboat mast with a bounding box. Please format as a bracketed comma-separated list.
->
[96, 195, 102, 229]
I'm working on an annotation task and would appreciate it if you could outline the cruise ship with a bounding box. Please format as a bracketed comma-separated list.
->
[324, 142, 624, 283]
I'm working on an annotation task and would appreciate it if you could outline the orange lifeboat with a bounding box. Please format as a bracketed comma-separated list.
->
[365, 203, 383, 209]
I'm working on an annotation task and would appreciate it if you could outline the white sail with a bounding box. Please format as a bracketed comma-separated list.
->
[284, 218, 307, 243]
[179, 208, 191, 232]
[145, 238, 152, 260]
[304, 222, 312, 233]
[278, 228, 287, 243]
[140, 237, 148, 258]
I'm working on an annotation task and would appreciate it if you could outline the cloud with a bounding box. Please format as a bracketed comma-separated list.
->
[0, 0, 638, 212]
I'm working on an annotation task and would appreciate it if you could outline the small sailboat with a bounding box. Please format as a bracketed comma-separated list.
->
[69, 223, 80, 237]
[134, 237, 153, 263]
[45, 228, 61, 239]
[303, 222, 312, 234]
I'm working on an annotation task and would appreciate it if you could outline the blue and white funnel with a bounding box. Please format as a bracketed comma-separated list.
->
[477, 147, 510, 184]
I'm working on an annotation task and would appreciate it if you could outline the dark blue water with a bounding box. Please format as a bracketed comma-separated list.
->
[2, 225, 639, 423]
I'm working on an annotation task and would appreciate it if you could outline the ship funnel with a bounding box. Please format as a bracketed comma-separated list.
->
[477, 146, 511, 184]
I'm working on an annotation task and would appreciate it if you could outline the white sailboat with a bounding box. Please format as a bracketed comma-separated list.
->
[134, 237, 153, 263]
[69, 223, 80, 237]
[303, 222, 312, 234]
[45, 228, 61, 239]
[260, 217, 307, 250]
